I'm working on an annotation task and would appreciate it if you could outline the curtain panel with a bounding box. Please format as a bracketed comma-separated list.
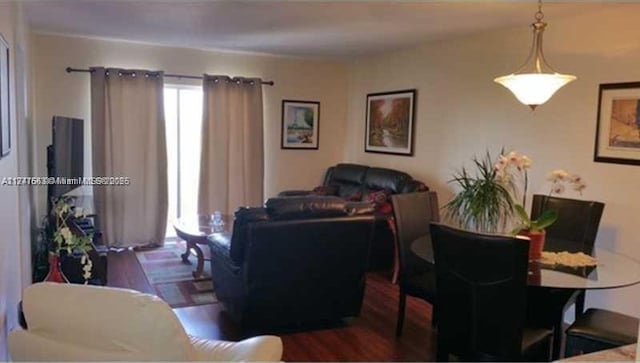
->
[198, 75, 265, 216]
[91, 67, 168, 248]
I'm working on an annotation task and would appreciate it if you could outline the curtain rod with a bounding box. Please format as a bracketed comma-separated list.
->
[65, 67, 275, 86]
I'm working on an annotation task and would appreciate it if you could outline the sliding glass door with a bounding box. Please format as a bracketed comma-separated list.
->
[164, 85, 203, 238]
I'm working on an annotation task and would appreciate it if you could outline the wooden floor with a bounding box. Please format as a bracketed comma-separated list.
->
[107, 249, 437, 361]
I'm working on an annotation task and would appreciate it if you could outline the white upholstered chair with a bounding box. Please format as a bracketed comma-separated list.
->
[8, 282, 283, 361]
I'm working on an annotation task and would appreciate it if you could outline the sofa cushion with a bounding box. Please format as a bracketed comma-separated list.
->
[364, 167, 411, 194]
[326, 164, 368, 199]
[329, 163, 368, 185]
[265, 196, 347, 220]
[335, 185, 362, 200]
[310, 185, 338, 196]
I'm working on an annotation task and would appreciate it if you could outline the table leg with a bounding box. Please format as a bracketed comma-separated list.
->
[387, 216, 400, 284]
[181, 240, 194, 264]
[192, 244, 205, 279]
[552, 317, 563, 360]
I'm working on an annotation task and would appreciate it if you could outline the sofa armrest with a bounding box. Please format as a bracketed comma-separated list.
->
[402, 180, 429, 193]
[208, 233, 240, 274]
[277, 190, 313, 197]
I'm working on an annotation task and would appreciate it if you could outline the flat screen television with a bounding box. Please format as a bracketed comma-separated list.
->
[49, 116, 84, 197]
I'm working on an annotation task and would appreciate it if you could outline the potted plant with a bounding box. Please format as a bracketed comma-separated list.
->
[444, 151, 515, 233]
[495, 152, 586, 259]
[45, 196, 94, 283]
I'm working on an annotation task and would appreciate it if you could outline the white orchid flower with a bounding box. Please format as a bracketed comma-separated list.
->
[547, 169, 570, 182]
[60, 227, 73, 242]
[573, 182, 587, 193]
[82, 257, 93, 280]
[551, 183, 566, 195]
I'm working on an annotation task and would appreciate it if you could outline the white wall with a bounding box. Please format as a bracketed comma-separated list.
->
[31, 33, 349, 217]
[0, 1, 31, 359]
[346, 5, 640, 316]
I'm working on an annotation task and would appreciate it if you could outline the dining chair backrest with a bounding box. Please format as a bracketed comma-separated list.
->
[391, 191, 439, 279]
[430, 223, 530, 360]
[531, 195, 605, 254]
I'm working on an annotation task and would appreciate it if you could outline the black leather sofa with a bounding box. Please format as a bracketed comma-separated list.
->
[279, 163, 428, 271]
[207, 196, 376, 328]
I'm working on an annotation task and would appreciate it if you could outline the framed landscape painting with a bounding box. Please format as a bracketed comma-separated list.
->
[0, 33, 9, 158]
[281, 100, 320, 150]
[365, 89, 416, 156]
[594, 82, 640, 166]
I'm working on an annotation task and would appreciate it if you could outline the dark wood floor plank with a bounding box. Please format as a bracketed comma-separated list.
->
[107, 248, 155, 295]
[107, 250, 435, 361]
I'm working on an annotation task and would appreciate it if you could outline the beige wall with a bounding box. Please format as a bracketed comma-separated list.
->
[31, 33, 349, 217]
[0, 1, 31, 360]
[346, 5, 640, 316]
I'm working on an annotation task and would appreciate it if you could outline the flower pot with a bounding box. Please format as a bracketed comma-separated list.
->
[519, 230, 546, 261]
[44, 252, 69, 283]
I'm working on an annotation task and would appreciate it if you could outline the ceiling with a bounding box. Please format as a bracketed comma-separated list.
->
[24, 1, 613, 59]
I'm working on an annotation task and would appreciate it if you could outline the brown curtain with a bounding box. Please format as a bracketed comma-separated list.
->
[91, 67, 168, 247]
[198, 75, 264, 216]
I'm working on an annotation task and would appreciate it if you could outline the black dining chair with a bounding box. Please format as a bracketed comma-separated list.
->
[565, 308, 639, 357]
[528, 194, 605, 358]
[430, 224, 552, 362]
[391, 191, 439, 337]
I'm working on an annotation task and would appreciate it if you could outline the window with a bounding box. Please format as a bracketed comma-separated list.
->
[164, 85, 203, 238]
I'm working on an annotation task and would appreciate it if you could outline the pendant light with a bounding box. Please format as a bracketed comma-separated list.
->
[494, 0, 576, 110]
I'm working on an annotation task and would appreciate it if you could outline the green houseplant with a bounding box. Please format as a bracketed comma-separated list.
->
[46, 196, 94, 283]
[446, 150, 586, 259]
[444, 151, 515, 233]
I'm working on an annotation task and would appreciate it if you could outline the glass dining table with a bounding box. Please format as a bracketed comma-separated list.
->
[410, 235, 640, 289]
[411, 233, 640, 360]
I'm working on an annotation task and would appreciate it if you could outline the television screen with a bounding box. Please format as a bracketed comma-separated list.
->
[51, 116, 84, 197]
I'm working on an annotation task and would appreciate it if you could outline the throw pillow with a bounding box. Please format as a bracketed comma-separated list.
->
[366, 189, 393, 214]
[416, 182, 429, 192]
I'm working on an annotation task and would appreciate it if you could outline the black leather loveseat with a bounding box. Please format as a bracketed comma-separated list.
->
[280, 163, 428, 271]
[207, 196, 375, 328]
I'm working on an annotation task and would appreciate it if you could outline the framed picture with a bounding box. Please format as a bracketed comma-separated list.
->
[594, 82, 640, 166]
[0, 33, 9, 158]
[365, 89, 416, 156]
[281, 100, 320, 149]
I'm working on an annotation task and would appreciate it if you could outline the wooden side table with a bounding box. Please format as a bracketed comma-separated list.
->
[173, 215, 228, 278]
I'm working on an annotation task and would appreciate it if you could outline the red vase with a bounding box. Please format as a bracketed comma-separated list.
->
[44, 252, 69, 283]
[520, 230, 546, 261]
[528, 263, 542, 285]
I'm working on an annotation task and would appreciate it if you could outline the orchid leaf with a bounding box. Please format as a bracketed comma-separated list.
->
[531, 209, 558, 231]
[510, 225, 527, 235]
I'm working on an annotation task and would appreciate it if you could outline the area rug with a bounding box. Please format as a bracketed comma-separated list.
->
[135, 242, 218, 308]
